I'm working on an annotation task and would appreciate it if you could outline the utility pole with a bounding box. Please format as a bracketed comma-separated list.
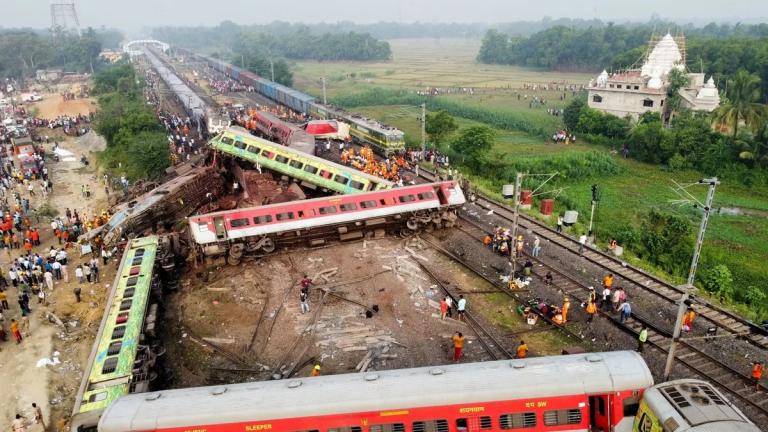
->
[509, 172, 523, 276]
[270, 59, 275, 82]
[322, 77, 327, 105]
[663, 177, 719, 381]
[420, 103, 426, 153]
[241, 54, 245, 69]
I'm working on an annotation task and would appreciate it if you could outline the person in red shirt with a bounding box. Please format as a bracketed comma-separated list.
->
[30, 229, 39, 246]
[23, 240, 32, 253]
[752, 361, 764, 390]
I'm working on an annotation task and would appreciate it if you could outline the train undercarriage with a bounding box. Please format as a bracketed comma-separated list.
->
[197, 207, 459, 266]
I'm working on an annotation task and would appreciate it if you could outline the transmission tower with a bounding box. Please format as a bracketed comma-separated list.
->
[50, 0, 81, 37]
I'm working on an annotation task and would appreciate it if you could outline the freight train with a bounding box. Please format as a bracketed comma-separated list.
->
[179, 49, 406, 154]
[188, 180, 464, 263]
[210, 127, 393, 195]
[94, 351, 757, 432]
[71, 237, 164, 432]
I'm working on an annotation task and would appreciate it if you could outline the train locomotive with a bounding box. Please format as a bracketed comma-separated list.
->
[98, 351, 654, 432]
[188, 180, 465, 264]
[179, 49, 406, 154]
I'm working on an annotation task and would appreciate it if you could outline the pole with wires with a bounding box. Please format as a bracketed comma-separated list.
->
[663, 177, 718, 381]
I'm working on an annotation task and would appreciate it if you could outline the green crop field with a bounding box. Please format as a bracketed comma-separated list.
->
[293, 38, 768, 321]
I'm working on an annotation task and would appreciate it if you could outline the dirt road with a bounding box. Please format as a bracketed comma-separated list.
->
[0, 127, 109, 431]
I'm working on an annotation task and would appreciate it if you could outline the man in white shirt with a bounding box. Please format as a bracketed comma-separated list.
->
[457, 295, 467, 322]
[578, 234, 587, 255]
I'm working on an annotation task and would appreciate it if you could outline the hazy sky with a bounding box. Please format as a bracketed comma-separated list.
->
[7, 0, 768, 30]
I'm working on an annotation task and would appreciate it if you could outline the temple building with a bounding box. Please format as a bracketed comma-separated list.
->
[587, 34, 720, 120]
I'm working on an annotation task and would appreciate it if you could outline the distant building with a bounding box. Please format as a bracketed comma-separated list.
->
[587, 34, 720, 121]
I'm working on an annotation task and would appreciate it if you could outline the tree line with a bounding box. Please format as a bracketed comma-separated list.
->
[153, 24, 391, 62]
[0, 27, 123, 79]
[477, 22, 768, 93]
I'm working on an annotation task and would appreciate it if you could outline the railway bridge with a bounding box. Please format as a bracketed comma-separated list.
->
[123, 39, 169, 56]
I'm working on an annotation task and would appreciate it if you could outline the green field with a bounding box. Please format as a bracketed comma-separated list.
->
[292, 38, 768, 321]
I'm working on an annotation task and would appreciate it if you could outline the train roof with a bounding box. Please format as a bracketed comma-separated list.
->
[189, 180, 448, 221]
[99, 351, 652, 431]
[640, 379, 760, 431]
[143, 48, 206, 120]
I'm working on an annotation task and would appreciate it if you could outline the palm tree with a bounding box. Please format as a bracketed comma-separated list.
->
[712, 70, 767, 138]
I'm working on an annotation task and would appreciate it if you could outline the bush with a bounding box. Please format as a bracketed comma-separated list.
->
[700, 264, 735, 301]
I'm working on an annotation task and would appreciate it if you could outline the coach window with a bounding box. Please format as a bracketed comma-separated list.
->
[369, 423, 405, 432]
[623, 397, 640, 417]
[319, 170, 333, 179]
[87, 392, 108, 403]
[102, 357, 119, 374]
[275, 155, 290, 164]
[253, 215, 273, 225]
[304, 165, 319, 175]
[261, 150, 275, 159]
[398, 195, 416, 203]
[119, 300, 132, 311]
[319, 206, 338, 215]
[230, 218, 250, 227]
[334, 175, 349, 185]
[220, 137, 234, 145]
[340, 203, 357, 212]
[289, 160, 304, 169]
[543, 409, 581, 426]
[247, 146, 261, 154]
[360, 200, 377, 209]
[412, 419, 449, 432]
[328, 427, 362, 432]
[417, 192, 435, 200]
[349, 180, 366, 190]
[499, 413, 536, 429]
[276, 212, 295, 221]
[234, 140, 247, 150]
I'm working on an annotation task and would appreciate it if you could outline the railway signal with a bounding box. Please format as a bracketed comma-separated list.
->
[588, 183, 599, 236]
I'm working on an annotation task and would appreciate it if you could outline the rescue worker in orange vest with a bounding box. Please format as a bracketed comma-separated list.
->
[682, 307, 696, 332]
[561, 297, 570, 323]
[482, 234, 492, 248]
[586, 300, 597, 323]
[516, 340, 528, 358]
[752, 361, 764, 390]
[603, 273, 614, 290]
[311, 364, 321, 377]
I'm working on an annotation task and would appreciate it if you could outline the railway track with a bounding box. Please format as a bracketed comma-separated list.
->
[416, 261, 513, 360]
[454, 217, 768, 422]
[417, 168, 768, 351]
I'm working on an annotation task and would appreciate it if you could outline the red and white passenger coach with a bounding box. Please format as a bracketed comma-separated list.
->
[188, 181, 465, 261]
[98, 351, 653, 432]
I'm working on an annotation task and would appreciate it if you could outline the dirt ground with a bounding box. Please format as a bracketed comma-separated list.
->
[0, 96, 111, 430]
[33, 94, 96, 119]
[163, 235, 575, 388]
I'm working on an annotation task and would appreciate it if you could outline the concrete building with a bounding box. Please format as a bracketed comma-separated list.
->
[587, 34, 720, 121]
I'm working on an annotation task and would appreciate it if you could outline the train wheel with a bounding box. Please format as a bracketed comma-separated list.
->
[226, 254, 242, 266]
[406, 219, 419, 231]
[260, 238, 276, 254]
[400, 228, 415, 238]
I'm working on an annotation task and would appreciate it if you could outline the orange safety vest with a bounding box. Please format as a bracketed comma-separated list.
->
[586, 302, 597, 314]
[517, 344, 528, 358]
[753, 363, 764, 379]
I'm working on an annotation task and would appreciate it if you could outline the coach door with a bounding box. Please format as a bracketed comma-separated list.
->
[213, 217, 226, 240]
[589, 395, 610, 432]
